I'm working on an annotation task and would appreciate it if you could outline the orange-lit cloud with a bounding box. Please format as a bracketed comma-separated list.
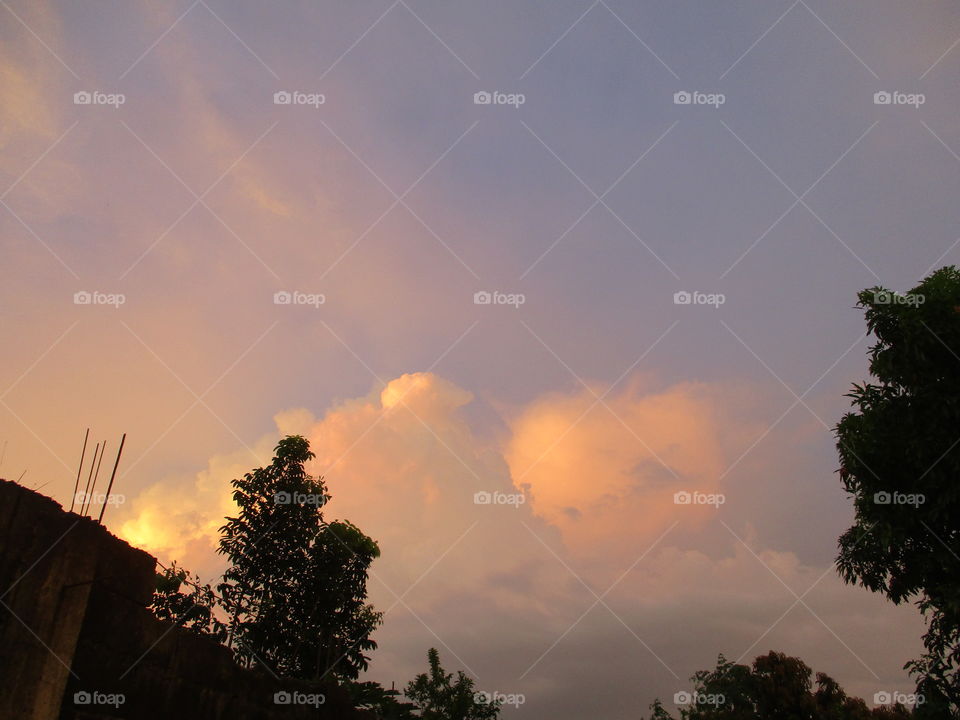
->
[119, 373, 518, 584]
[505, 377, 755, 559]
[0, 1, 63, 149]
[112, 370, 923, 704]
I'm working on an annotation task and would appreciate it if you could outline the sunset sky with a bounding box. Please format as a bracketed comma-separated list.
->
[3, 1, 960, 716]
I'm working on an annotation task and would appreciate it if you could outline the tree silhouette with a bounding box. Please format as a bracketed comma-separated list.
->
[645, 651, 914, 719]
[835, 267, 960, 712]
[348, 680, 419, 719]
[217, 435, 381, 680]
[405, 648, 500, 720]
[149, 562, 226, 641]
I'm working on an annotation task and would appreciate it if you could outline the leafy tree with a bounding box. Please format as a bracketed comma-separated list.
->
[644, 652, 915, 719]
[685, 653, 755, 719]
[290, 520, 383, 680]
[834, 267, 960, 711]
[752, 651, 817, 718]
[149, 562, 226, 641]
[217, 435, 381, 680]
[649, 699, 677, 720]
[405, 648, 500, 720]
[347, 680, 418, 720]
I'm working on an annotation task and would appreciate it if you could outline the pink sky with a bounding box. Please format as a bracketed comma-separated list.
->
[3, 1, 958, 715]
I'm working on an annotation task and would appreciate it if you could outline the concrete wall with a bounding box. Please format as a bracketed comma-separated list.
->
[0, 479, 368, 720]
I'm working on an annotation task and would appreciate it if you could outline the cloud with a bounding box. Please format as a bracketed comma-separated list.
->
[116, 371, 922, 710]
[0, 1, 63, 150]
[118, 372, 535, 582]
[117, 436, 271, 577]
[505, 376, 764, 570]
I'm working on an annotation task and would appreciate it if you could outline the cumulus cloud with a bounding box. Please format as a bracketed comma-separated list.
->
[118, 415, 297, 577]
[118, 372, 544, 586]
[505, 377, 767, 573]
[116, 371, 921, 712]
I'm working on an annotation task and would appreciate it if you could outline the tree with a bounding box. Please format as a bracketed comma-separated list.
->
[291, 520, 383, 680]
[834, 267, 960, 711]
[751, 651, 816, 719]
[149, 562, 226, 641]
[643, 651, 915, 719]
[405, 648, 500, 720]
[681, 652, 814, 720]
[685, 653, 756, 719]
[217, 435, 381, 680]
[648, 699, 676, 720]
[347, 680, 418, 720]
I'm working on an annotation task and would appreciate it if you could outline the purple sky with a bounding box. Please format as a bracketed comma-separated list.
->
[2, 1, 959, 716]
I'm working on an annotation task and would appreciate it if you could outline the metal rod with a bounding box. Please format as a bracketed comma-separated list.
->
[69, 429, 90, 513]
[80, 442, 100, 516]
[98, 433, 126, 524]
[86, 441, 106, 518]
[80, 442, 99, 517]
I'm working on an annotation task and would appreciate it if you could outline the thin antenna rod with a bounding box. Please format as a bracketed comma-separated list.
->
[86, 441, 107, 518]
[69, 429, 90, 512]
[98, 433, 126, 525]
[80, 442, 100, 517]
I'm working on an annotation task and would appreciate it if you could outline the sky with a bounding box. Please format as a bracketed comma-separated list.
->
[2, 1, 959, 716]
